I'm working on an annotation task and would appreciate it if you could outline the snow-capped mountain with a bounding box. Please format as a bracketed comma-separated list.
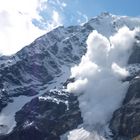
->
[0, 12, 140, 140]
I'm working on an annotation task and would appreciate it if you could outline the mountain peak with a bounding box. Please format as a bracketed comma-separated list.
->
[100, 12, 112, 17]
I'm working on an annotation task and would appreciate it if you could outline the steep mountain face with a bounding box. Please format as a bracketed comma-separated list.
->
[0, 13, 140, 140]
[0, 90, 83, 140]
[0, 25, 91, 111]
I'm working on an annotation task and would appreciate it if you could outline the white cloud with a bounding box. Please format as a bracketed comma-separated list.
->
[48, 0, 67, 10]
[52, 10, 62, 26]
[67, 27, 138, 129]
[0, 0, 40, 18]
[56, 0, 67, 9]
[45, 10, 62, 31]
[0, 0, 47, 55]
[77, 11, 88, 25]
[61, 2, 67, 7]
[0, 0, 63, 55]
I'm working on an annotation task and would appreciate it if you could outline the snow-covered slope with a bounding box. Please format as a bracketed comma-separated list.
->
[1, 12, 140, 98]
[0, 12, 140, 139]
[86, 12, 140, 37]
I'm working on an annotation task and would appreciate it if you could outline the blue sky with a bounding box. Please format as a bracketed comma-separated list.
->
[0, 0, 140, 55]
[36, 0, 140, 28]
[76, 0, 140, 17]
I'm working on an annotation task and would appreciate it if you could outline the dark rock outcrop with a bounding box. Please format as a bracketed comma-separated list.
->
[0, 90, 13, 112]
[0, 90, 82, 140]
[110, 40, 140, 140]
[0, 25, 91, 111]
[128, 35, 140, 64]
[110, 76, 140, 139]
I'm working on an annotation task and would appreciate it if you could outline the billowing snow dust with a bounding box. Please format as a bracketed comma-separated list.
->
[66, 27, 138, 139]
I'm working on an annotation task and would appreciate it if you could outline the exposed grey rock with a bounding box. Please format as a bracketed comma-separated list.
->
[0, 25, 91, 111]
[0, 90, 82, 140]
[110, 40, 140, 139]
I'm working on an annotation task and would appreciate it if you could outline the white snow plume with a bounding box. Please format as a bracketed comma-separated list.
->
[67, 26, 138, 127]
[61, 125, 109, 140]
[67, 127, 106, 140]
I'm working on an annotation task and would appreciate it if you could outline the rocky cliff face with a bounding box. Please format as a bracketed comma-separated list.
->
[0, 13, 140, 140]
[110, 36, 140, 140]
[0, 90, 82, 140]
[0, 25, 91, 111]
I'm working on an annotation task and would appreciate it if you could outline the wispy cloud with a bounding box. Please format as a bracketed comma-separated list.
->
[47, 0, 67, 10]
[61, 2, 67, 7]
[46, 10, 62, 30]
[0, 0, 63, 55]
[77, 11, 88, 25]
[0, 0, 46, 55]
[0, 0, 94, 55]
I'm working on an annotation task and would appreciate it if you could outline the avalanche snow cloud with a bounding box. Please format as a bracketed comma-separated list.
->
[67, 27, 138, 127]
